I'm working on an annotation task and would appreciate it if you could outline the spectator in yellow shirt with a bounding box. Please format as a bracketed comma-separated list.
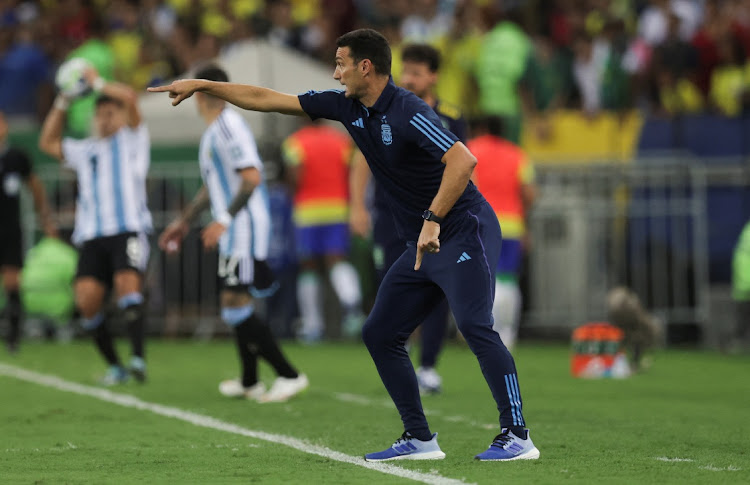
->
[710, 36, 750, 117]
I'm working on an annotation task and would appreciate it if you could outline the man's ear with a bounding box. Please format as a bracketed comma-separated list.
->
[360, 59, 371, 75]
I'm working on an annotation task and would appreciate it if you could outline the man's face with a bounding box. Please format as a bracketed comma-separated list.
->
[400, 61, 436, 100]
[333, 46, 364, 98]
[94, 102, 127, 138]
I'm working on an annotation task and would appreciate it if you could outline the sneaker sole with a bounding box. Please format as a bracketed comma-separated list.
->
[219, 384, 247, 398]
[258, 385, 309, 403]
[475, 447, 540, 461]
[365, 450, 446, 462]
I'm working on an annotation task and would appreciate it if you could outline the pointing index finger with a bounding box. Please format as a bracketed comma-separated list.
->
[414, 247, 424, 271]
[147, 85, 172, 92]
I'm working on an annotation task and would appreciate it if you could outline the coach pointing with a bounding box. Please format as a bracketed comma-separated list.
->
[149, 28, 539, 462]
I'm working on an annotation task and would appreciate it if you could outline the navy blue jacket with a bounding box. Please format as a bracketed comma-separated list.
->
[298, 78, 484, 242]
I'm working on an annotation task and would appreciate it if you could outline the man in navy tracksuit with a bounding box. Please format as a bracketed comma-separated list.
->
[350, 43, 468, 395]
[149, 28, 540, 462]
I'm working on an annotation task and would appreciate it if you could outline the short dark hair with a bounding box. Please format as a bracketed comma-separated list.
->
[401, 44, 441, 72]
[95, 94, 123, 108]
[336, 29, 391, 76]
[194, 64, 229, 83]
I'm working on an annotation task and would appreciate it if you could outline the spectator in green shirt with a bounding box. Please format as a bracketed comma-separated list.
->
[475, 7, 531, 143]
[64, 14, 114, 138]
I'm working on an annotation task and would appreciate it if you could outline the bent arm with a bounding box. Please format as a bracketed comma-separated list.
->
[218, 167, 261, 225]
[84, 69, 141, 127]
[179, 185, 211, 225]
[428, 142, 477, 218]
[38, 98, 67, 161]
[101, 81, 141, 127]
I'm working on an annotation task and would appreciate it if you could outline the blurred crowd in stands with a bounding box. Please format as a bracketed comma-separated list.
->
[4, 0, 750, 127]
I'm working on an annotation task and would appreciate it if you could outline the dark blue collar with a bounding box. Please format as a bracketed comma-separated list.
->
[368, 77, 398, 114]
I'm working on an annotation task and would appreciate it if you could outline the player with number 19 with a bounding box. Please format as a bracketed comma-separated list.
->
[158, 65, 307, 403]
[39, 67, 152, 385]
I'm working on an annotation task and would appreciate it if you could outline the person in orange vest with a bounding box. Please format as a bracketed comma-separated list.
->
[468, 115, 537, 350]
[282, 120, 364, 342]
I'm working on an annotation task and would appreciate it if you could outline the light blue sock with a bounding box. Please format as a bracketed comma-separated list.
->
[118, 292, 144, 309]
[82, 313, 104, 330]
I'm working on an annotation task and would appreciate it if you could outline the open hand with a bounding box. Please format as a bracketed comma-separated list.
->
[147, 79, 204, 106]
[159, 220, 189, 253]
[415, 220, 440, 271]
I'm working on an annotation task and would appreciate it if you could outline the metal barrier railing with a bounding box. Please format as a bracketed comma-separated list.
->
[21, 160, 748, 340]
[526, 162, 718, 334]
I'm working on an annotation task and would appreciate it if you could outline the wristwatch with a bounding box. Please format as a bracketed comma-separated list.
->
[422, 210, 444, 225]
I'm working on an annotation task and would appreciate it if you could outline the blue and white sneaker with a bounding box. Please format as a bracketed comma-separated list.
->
[128, 356, 147, 383]
[99, 365, 129, 386]
[474, 429, 540, 461]
[365, 432, 446, 461]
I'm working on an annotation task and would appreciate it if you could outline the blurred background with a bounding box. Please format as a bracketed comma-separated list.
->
[3, 0, 750, 349]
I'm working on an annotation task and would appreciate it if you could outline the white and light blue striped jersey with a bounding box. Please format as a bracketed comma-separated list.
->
[199, 107, 270, 260]
[61, 123, 153, 245]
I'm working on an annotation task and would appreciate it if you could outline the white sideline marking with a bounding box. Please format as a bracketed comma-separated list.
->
[699, 465, 742, 472]
[0, 363, 470, 485]
[655, 457, 695, 463]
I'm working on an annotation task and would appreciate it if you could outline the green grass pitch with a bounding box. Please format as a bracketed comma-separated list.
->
[1, 340, 748, 484]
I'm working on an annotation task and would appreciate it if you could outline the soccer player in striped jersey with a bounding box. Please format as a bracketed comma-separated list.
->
[159, 65, 308, 403]
[39, 68, 152, 385]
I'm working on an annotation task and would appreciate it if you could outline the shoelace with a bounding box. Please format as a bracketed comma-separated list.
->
[393, 431, 411, 446]
[490, 432, 512, 449]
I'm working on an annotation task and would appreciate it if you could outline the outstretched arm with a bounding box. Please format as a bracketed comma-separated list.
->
[201, 167, 261, 249]
[148, 79, 305, 115]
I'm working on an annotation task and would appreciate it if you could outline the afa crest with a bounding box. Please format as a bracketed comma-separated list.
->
[381, 117, 392, 145]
